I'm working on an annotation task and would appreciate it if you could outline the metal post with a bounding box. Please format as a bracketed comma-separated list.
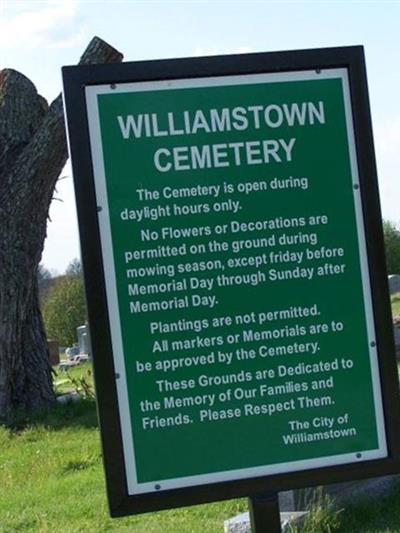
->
[248, 492, 282, 533]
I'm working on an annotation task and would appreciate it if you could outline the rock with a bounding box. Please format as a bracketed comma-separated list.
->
[285, 475, 400, 514]
[56, 392, 80, 404]
[324, 476, 400, 507]
[224, 512, 249, 533]
[224, 474, 398, 531]
[224, 511, 308, 532]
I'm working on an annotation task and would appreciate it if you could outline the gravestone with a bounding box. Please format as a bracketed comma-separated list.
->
[389, 275, 400, 295]
[224, 510, 308, 532]
[47, 340, 60, 366]
[76, 324, 90, 355]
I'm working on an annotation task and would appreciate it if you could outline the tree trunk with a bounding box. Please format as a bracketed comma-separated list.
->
[0, 37, 123, 422]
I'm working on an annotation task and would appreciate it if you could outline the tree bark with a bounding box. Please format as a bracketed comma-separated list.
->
[0, 37, 123, 422]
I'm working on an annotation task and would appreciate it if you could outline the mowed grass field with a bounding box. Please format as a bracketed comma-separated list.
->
[1, 296, 400, 533]
[3, 396, 400, 533]
[0, 398, 247, 533]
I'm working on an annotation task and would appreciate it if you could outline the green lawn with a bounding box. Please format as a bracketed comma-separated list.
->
[54, 361, 94, 397]
[335, 486, 400, 533]
[0, 401, 247, 533]
[2, 398, 400, 532]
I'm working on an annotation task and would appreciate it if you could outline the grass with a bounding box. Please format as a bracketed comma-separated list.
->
[288, 484, 400, 533]
[289, 488, 342, 533]
[335, 483, 400, 533]
[2, 392, 400, 532]
[3, 399, 400, 533]
[0, 400, 247, 532]
[53, 362, 94, 397]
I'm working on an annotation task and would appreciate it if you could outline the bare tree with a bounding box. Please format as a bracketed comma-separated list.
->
[37, 263, 54, 302]
[0, 37, 123, 422]
[65, 258, 83, 278]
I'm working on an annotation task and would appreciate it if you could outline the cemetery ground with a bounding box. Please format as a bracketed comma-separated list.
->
[3, 399, 400, 533]
[1, 296, 400, 533]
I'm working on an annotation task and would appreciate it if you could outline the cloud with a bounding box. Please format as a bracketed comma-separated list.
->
[0, 0, 86, 49]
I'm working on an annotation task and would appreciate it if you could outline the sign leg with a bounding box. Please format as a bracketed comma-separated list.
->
[248, 492, 282, 533]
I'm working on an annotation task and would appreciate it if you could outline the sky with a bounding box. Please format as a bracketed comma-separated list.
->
[1, 0, 400, 273]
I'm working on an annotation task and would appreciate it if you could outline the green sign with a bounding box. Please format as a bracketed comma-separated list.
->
[85, 69, 387, 495]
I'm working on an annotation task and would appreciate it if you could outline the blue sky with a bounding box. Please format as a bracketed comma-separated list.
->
[1, 0, 400, 272]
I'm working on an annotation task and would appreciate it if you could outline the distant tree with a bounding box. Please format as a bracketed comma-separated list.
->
[65, 257, 82, 278]
[42, 273, 86, 346]
[37, 264, 55, 302]
[383, 220, 400, 274]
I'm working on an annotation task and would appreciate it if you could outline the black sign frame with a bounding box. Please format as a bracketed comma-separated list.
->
[62, 45, 400, 517]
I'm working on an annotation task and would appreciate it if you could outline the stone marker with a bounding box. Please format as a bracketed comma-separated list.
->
[225, 474, 400, 532]
[56, 392, 80, 404]
[324, 476, 399, 507]
[286, 475, 400, 514]
[224, 510, 308, 532]
[47, 340, 60, 366]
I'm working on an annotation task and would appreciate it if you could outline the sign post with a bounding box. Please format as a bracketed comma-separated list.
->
[249, 493, 282, 532]
[63, 46, 400, 521]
